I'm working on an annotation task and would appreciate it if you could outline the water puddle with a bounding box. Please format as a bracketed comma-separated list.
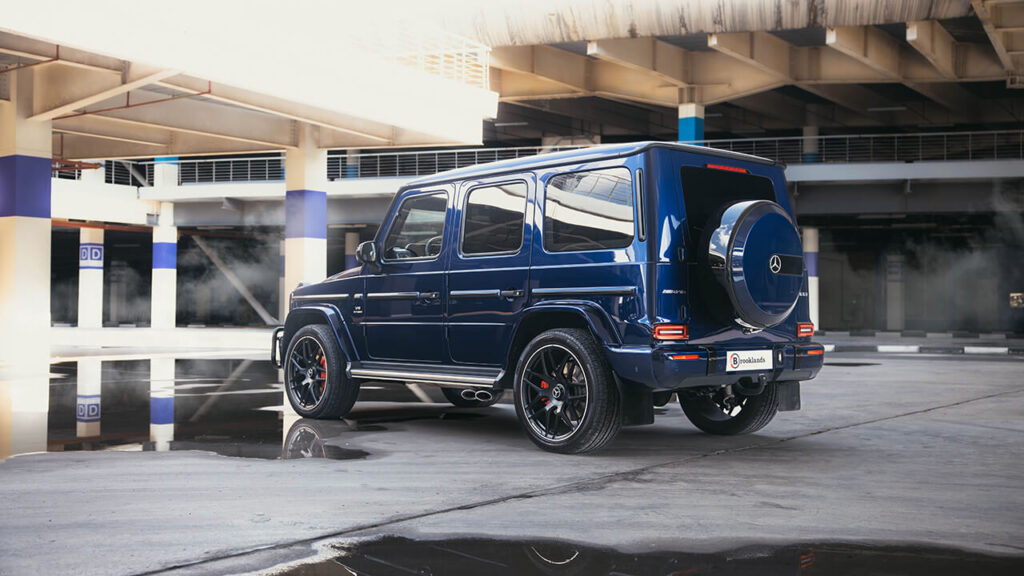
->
[1, 357, 477, 462]
[277, 537, 1023, 576]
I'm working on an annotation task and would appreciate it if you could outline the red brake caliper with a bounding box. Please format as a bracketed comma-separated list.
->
[541, 380, 549, 405]
[319, 355, 327, 393]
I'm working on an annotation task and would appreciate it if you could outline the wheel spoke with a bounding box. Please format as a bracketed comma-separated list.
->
[558, 410, 575, 431]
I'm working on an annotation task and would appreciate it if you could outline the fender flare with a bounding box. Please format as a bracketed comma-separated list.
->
[280, 305, 358, 365]
[513, 300, 622, 348]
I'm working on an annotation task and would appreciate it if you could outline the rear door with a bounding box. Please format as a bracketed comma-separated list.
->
[446, 176, 533, 365]
[363, 188, 451, 363]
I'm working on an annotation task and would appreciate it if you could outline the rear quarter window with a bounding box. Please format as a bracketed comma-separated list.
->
[544, 167, 634, 252]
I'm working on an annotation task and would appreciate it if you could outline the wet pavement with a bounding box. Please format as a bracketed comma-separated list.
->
[1, 352, 1023, 575]
[279, 537, 1023, 576]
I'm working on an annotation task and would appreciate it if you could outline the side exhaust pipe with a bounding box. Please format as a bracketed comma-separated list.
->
[460, 389, 494, 402]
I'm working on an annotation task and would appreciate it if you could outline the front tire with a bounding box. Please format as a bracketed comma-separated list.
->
[513, 328, 621, 454]
[284, 324, 359, 419]
[679, 382, 779, 435]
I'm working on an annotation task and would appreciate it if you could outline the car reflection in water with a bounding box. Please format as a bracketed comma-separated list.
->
[279, 537, 1022, 576]
[0, 357, 436, 462]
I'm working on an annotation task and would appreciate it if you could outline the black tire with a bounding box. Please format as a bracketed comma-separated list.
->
[513, 328, 621, 454]
[440, 387, 504, 407]
[284, 324, 358, 419]
[679, 382, 779, 435]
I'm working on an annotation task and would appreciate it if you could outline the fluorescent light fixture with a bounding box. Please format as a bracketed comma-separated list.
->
[866, 106, 908, 112]
[493, 122, 529, 127]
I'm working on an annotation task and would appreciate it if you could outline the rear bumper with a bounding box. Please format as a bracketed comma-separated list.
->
[605, 341, 824, 390]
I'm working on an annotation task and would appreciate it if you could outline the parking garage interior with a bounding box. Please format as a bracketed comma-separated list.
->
[3, 1, 1024, 574]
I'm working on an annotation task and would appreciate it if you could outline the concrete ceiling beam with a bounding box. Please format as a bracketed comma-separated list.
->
[71, 89, 297, 148]
[971, 0, 1019, 74]
[31, 65, 179, 121]
[707, 31, 791, 80]
[906, 21, 959, 79]
[490, 46, 589, 92]
[586, 38, 687, 86]
[826, 26, 902, 79]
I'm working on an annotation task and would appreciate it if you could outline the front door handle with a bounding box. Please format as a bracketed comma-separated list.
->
[500, 289, 525, 299]
[417, 291, 441, 300]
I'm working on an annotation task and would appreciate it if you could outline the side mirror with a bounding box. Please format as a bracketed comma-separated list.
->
[356, 241, 379, 268]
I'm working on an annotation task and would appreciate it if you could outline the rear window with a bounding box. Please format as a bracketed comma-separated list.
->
[680, 166, 775, 249]
[544, 168, 634, 252]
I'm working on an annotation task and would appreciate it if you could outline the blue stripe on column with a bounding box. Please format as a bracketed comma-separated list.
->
[285, 189, 327, 239]
[0, 155, 52, 218]
[154, 156, 178, 164]
[802, 152, 821, 163]
[150, 396, 174, 425]
[678, 116, 704, 144]
[345, 254, 358, 269]
[153, 242, 177, 269]
[805, 252, 819, 277]
[80, 243, 104, 268]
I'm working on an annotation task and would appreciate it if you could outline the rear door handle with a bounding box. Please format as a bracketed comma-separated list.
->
[500, 289, 524, 299]
[417, 291, 440, 300]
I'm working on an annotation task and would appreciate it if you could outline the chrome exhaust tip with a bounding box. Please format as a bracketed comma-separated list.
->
[474, 390, 493, 402]
[460, 389, 478, 401]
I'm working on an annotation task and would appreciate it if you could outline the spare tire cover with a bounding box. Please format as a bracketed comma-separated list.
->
[704, 200, 803, 329]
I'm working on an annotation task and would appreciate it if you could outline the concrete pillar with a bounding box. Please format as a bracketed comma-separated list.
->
[886, 254, 906, 331]
[279, 240, 287, 321]
[154, 156, 178, 188]
[76, 358, 102, 438]
[149, 357, 175, 452]
[345, 231, 359, 270]
[802, 126, 820, 163]
[678, 103, 704, 143]
[151, 202, 177, 329]
[0, 68, 52, 457]
[802, 227, 820, 328]
[284, 127, 327, 297]
[78, 228, 104, 328]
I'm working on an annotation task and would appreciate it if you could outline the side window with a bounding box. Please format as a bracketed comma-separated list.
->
[544, 167, 634, 252]
[461, 182, 528, 256]
[383, 192, 448, 260]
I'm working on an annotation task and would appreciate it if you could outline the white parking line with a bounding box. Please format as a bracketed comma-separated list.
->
[877, 345, 920, 353]
[964, 346, 1009, 355]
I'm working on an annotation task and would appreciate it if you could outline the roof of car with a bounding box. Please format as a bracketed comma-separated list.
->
[404, 140, 778, 189]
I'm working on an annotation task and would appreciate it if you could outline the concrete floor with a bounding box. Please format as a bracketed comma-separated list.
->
[1, 352, 1023, 575]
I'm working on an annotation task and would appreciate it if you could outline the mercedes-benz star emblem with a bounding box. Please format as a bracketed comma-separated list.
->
[769, 254, 783, 274]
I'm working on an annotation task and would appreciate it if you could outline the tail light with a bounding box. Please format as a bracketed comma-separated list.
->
[654, 324, 689, 341]
[797, 323, 814, 337]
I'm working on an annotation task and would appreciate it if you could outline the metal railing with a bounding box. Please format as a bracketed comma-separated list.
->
[177, 156, 284, 185]
[328, 145, 590, 180]
[80, 130, 1024, 187]
[330, 130, 1024, 180]
[696, 130, 1024, 165]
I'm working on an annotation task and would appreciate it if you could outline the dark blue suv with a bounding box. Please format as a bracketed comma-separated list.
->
[272, 142, 824, 453]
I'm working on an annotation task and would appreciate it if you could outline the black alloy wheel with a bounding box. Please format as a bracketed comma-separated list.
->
[679, 382, 780, 435]
[284, 324, 359, 419]
[513, 328, 621, 454]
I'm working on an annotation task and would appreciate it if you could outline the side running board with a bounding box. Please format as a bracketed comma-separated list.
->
[347, 361, 503, 389]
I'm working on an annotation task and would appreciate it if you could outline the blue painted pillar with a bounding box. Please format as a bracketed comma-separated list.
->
[678, 103, 705, 144]
[802, 227, 819, 328]
[802, 126, 820, 163]
[151, 202, 177, 329]
[149, 357, 175, 451]
[283, 128, 328, 299]
[0, 68, 52, 456]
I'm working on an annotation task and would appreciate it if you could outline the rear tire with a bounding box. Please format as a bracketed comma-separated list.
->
[441, 387, 504, 407]
[679, 383, 779, 435]
[284, 324, 359, 419]
[513, 328, 621, 454]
